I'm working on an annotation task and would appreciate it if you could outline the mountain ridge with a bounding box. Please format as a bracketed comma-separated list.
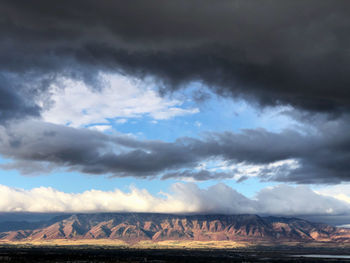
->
[1, 213, 349, 244]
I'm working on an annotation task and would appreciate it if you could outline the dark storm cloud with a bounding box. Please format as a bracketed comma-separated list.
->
[1, 0, 350, 184]
[1, 0, 350, 118]
[0, 77, 39, 122]
[0, 119, 349, 184]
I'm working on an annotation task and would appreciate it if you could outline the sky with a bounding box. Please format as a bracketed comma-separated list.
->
[1, 0, 350, 225]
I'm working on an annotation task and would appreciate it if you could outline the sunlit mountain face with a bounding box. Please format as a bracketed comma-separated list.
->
[1, 0, 350, 230]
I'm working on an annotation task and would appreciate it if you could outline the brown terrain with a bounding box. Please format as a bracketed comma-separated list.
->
[0, 213, 350, 244]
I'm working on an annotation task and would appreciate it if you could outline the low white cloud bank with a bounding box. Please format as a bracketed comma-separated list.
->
[41, 73, 198, 128]
[315, 184, 350, 204]
[0, 183, 349, 217]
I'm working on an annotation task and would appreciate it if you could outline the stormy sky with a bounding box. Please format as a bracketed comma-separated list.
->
[1, 0, 350, 224]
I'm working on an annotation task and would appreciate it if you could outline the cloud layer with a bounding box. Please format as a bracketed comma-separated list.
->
[1, 1, 350, 186]
[0, 118, 350, 184]
[1, 0, 350, 121]
[0, 183, 348, 222]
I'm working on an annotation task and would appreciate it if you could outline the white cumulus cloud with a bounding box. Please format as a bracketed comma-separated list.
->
[41, 73, 198, 128]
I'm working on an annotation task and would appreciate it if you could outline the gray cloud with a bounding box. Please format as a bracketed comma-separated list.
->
[0, 0, 350, 120]
[161, 170, 234, 181]
[1, 118, 350, 184]
[0, 73, 41, 122]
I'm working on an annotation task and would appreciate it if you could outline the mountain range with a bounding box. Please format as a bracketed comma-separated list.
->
[1, 213, 350, 244]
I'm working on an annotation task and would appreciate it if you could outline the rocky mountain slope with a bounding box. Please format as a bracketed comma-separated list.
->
[1, 213, 350, 243]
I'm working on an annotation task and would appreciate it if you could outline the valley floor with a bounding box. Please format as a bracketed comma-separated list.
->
[1, 243, 350, 262]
